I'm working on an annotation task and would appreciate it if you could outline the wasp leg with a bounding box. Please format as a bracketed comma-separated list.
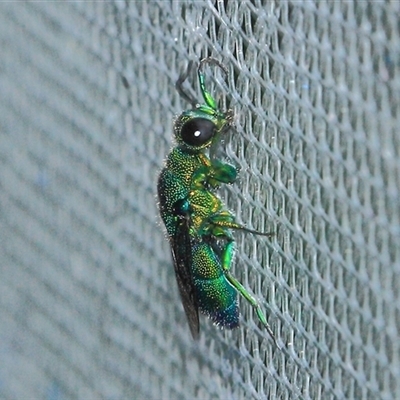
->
[208, 211, 274, 237]
[219, 240, 278, 346]
[205, 217, 277, 346]
[209, 159, 237, 185]
[192, 160, 237, 189]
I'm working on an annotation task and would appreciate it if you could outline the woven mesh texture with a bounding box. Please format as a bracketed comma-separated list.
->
[0, 2, 399, 399]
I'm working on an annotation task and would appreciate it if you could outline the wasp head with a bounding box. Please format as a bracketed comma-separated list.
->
[174, 107, 233, 153]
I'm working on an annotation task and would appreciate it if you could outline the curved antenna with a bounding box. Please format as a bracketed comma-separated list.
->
[198, 57, 228, 111]
[175, 61, 198, 107]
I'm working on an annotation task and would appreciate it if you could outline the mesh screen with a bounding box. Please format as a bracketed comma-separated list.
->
[0, 1, 399, 399]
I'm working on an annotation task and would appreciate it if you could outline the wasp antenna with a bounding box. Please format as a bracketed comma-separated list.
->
[176, 60, 198, 107]
[199, 57, 228, 76]
[197, 58, 228, 111]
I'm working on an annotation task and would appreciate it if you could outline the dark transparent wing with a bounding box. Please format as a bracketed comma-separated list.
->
[170, 216, 200, 339]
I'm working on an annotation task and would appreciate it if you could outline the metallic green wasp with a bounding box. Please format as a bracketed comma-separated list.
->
[157, 58, 276, 345]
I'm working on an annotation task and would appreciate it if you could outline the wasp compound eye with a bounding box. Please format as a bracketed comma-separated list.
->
[180, 118, 216, 147]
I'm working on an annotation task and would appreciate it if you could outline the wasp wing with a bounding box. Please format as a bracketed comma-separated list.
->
[170, 215, 200, 339]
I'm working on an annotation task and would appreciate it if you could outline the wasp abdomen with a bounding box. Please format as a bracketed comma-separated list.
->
[192, 241, 239, 328]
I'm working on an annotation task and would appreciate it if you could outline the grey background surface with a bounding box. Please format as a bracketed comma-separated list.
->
[0, 2, 399, 399]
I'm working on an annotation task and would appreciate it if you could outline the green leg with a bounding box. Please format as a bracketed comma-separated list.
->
[191, 162, 237, 189]
[208, 212, 274, 237]
[221, 241, 278, 347]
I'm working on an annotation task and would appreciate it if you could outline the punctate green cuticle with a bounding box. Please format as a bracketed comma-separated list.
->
[157, 58, 277, 345]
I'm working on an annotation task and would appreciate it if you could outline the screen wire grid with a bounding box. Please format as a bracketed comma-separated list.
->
[0, 1, 399, 400]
